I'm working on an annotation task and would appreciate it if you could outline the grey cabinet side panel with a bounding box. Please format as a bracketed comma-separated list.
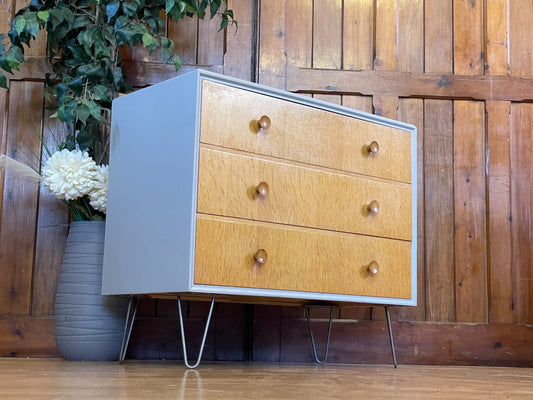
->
[102, 73, 200, 295]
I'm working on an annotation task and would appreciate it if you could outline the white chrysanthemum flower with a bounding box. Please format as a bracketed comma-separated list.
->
[41, 149, 98, 200]
[89, 165, 108, 213]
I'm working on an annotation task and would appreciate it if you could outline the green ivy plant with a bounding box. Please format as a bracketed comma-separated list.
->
[0, 0, 235, 163]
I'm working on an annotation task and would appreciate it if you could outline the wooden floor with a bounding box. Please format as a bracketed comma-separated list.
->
[1, 359, 532, 399]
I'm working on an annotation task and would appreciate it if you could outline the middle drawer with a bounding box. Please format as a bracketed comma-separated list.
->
[197, 146, 411, 241]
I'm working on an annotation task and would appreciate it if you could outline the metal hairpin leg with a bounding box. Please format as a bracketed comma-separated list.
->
[177, 296, 216, 369]
[119, 295, 140, 364]
[304, 305, 335, 364]
[384, 306, 397, 368]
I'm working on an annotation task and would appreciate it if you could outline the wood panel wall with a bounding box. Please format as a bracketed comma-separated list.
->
[1, 0, 533, 366]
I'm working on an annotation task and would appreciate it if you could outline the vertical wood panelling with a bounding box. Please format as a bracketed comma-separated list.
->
[424, 0, 454, 322]
[485, 0, 510, 75]
[168, 16, 198, 65]
[197, 17, 225, 66]
[0, 82, 44, 315]
[397, 98, 425, 321]
[397, 0, 423, 73]
[286, 0, 313, 68]
[424, 0, 453, 74]
[224, 0, 256, 81]
[342, 0, 373, 70]
[31, 110, 69, 316]
[374, 0, 397, 70]
[453, 0, 484, 75]
[508, 0, 533, 325]
[485, 0, 513, 324]
[373, 96, 398, 119]
[313, 0, 342, 69]
[510, 103, 533, 324]
[509, 0, 533, 77]
[453, 101, 488, 323]
[487, 100, 513, 324]
[258, 0, 286, 88]
[342, 0, 373, 115]
[424, 100, 455, 322]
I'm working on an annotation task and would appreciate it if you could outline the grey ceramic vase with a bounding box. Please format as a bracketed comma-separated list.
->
[54, 221, 129, 361]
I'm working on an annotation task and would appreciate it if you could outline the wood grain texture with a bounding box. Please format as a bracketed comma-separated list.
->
[510, 103, 533, 324]
[258, 0, 286, 88]
[454, 101, 488, 323]
[279, 319, 533, 367]
[424, 0, 452, 73]
[197, 146, 412, 240]
[373, 96, 398, 119]
[0, 317, 59, 357]
[509, 0, 533, 77]
[485, 0, 510, 75]
[0, 81, 43, 315]
[397, 98, 425, 321]
[453, 0, 484, 75]
[312, 0, 342, 69]
[224, 0, 255, 81]
[3, 360, 533, 399]
[197, 15, 224, 66]
[0, 1, 12, 37]
[342, 0, 373, 70]
[487, 100, 513, 324]
[286, 68, 533, 102]
[397, 0, 423, 73]
[286, 0, 312, 68]
[424, 100, 455, 322]
[341, 95, 373, 114]
[374, 0, 397, 70]
[194, 214, 412, 299]
[168, 15, 198, 65]
[31, 105, 69, 316]
[200, 81, 413, 183]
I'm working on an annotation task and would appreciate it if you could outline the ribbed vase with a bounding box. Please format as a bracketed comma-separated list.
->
[54, 221, 129, 361]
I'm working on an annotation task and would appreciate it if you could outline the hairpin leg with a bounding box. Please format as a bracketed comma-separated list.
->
[384, 306, 397, 368]
[304, 305, 335, 364]
[119, 295, 139, 364]
[177, 296, 215, 369]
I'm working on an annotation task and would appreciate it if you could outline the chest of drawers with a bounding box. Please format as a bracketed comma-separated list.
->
[102, 70, 417, 307]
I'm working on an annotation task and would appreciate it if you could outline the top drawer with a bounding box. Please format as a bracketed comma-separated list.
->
[200, 80, 412, 183]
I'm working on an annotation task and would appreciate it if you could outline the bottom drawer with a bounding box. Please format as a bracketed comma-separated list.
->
[194, 214, 411, 299]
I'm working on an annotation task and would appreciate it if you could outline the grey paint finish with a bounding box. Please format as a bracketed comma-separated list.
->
[102, 69, 417, 306]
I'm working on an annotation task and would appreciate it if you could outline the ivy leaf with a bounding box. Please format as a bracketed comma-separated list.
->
[106, 1, 121, 23]
[37, 11, 49, 23]
[142, 33, 153, 47]
[76, 104, 90, 125]
[14, 17, 26, 35]
[25, 19, 40, 38]
[88, 101, 103, 120]
[92, 85, 111, 102]
[165, 0, 175, 15]
[173, 55, 182, 71]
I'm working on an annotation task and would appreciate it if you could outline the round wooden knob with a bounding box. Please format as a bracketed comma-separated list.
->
[255, 181, 269, 199]
[368, 200, 380, 216]
[258, 115, 271, 131]
[254, 249, 268, 266]
[368, 141, 380, 155]
[367, 261, 379, 275]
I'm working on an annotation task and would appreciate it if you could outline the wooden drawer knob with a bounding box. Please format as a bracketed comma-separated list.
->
[367, 200, 380, 216]
[254, 249, 268, 266]
[367, 141, 380, 155]
[367, 261, 379, 275]
[255, 181, 270, 199]
[258, 115, 272, 131]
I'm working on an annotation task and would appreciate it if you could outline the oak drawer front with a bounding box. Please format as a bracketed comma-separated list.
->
[200, 80, 412, 183]
[194, 215, 411, 299]
[197, 147, 412, 241]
